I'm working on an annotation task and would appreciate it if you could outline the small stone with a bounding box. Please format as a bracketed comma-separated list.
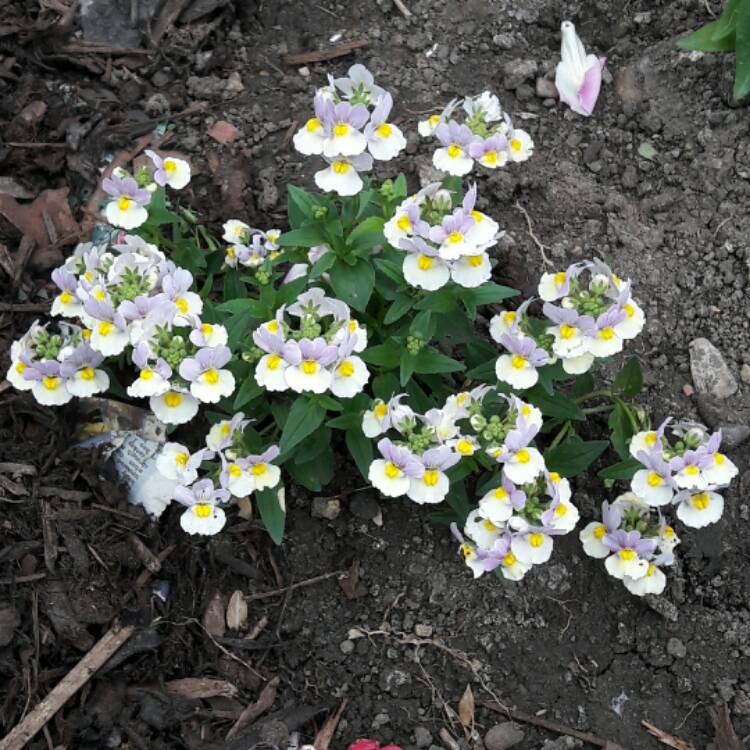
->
[667, 637, 686, 658]
[721, 424, 750, 449]
[484, 721, 524, 750]
[645, 595, 678, 622]
[349, 492, 380, 521]
[682, 383, 695, 397]
[298, 66, 310, 77]
[622, 164, 638, 188]
[535, 77, 558, 99]
[339, 639, 355, 654]
[311, 497, 340, 520]
[492, 32, 515, 49]
[414, 726, 433, 747]
[414, 623, 433, 638]
[208, 120, 239, 144]
[502, 59, 538, 90]
[225, 71, 244, 95]
[144, 93, 170, 117]
[689, 338, 738, 399]
[741, 364, 750, 384]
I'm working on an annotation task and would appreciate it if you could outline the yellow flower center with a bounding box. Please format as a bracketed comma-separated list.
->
[554, 271, 566, 285]
[226, 247, 236, 258]
[647, 471, 663, 487]
[619, 548, 636, 561]
[203, 368, 220, 385]
[685, 465, 699, 476]
[560, 324, 576, 339]
[522, 404, 531, 417]
[175, 297, 189, 314]
[94, 289, 107, 301]
[228, 463, 242, 477]
[714, 452, 725, 465]
[374, 403, 388, 419]
[194, 504, 212, 518]
[428, 115, 440, 127]
[396, 215, 411, 231]
[483, 150, 498, 164]
[84, 271, 93, 282]
[42, 376, 60, 391]
[117, 195, 133, 211]
[511, 354, 527, 369]
[503, 552, 516, 566]
[447, 144, 462, 158]
[385, 461, 402, 479]
[201, 323, 214, 336]
[456, 439, 474, 455]
[467, 254, 484, 267]
[447, 232, 463, 244]
[494, 487, 509, 500]
[599, 327, 615, 340]
[82, 329, 91, 340]
[664, 526, 674, 538]
[60, 290, 74, 304]
[221, 423, 231, 436]
[332, 161, 350, 174]
[460, 543, 473, 559]
[645, 432, 657, 446]
[79, 367, 95, 381]
[98, 321, 113, 336]
[549, 471, 560, 483]
[423, 469, 439, 486]
[140, 369, 154, 380]
[510, 138, 522, 152]
[301, 360, 318, 375]
[456, 392, 468, 404]
[376, 123, 392, 138]
[646, 563, 656, 577]
[251, 463, 267, 476]
[306, 117, 321, 132]
[349, 320, 358, 332]
[164, 391, 183, 408]
[417, 254, 434, 270]
[483, 520, 498, 532]
[555, 503, 567, 516]
[529, 533, 544, 548]
[15, 361, 25, 374]
[338, 360, 355, 377]
[516, 448, 530, 464]
[262, 353, 279, 371]
[693, 492, 710, 510]
[503, 311, 516, 324]
[594, 524, 606, 539]
[334, 122, 350, 137]
[164, 159, 177, 173]
[175, 452, 189, 468]
[266, 320, 279, 333]
[624, 303, 635, 318]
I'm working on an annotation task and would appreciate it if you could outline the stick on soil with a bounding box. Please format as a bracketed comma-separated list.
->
[283, 39, 369, 65]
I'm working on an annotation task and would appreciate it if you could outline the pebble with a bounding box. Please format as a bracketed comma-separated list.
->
[535, 77, 558, 99]
[414, 623, 433, 637]
[349, 492, 381, 521]
[689, 338, 738, 399]
[667, 637, 687, 658]
[741, 364, 750, 383]
[339, 639, 355, 654]
[645, 595, 678, 622]
[484, 721, 524, 750]
[311, 497, 340, 520]
[502, 59, 538, 90]
[414, 726, 433, 747]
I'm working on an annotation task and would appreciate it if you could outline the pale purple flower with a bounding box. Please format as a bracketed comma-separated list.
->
[59, 343, 104, 377]
[498, 333, 550, 367]
[179, 346, 232, 382]
[602, 529, 657, 557]
[282, 263, 309, 284]
[420, 446, 461, 472]
[51, 267, 79, 295]
[376, 438, 424, 479]
[102, 175, 151, 206]
[434, 121, 478, 150]
[468, 134, 508, 164]
[174, 478, 230, 508]
[283, 337, 339, 368]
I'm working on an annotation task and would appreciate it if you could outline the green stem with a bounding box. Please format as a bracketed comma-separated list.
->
[574, 389, 612, 404]
[583, 405, 615, 415]
[548, 420, 571, 449]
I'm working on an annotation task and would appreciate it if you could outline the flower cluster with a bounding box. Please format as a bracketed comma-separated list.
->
[8, 236, 234, 424]
[581, 420, 738, 595]
[221, 219, 282, 280]
[249, 288, 370, 397]
[155, 413, 282, 535]
[418, 91, 534, 176]
[292, 64, 406, 196]
[490, 259, 645, 387]
[102, 151, 191, 230]
[384, 183, 500, 289]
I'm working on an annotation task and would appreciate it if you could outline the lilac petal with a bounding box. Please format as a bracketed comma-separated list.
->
[179, 357, 202, 382]
[578, 58, 606, 116]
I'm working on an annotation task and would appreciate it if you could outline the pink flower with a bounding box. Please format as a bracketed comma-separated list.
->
[347, 741, 403, 750]
[555, 21, 606, 117]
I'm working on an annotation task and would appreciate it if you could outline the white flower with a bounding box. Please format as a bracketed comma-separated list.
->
[314, 158, 364, 196]
[367, 121, 406, 160]
[403, 253, 450, 291]
[495, 353, 539, 390]
[150, 390, 199, 425]
[190, 368, 236, 404]
[465, 510, 502, 549]
[489, 310, 519, 342]
[478, 486, 515, 526]
[247, 460, 281, 492]
[604, 549, 649, 580]
[31, 374, 73, 406]
[499, 552, 531, 581]
[222, 220, 251, 244]
[463, 91, 503, 122]
[506, 129, 534, 162]
[547, 498, 579, 532]
[449, 435, 479, 458]
[65, 366, 109, 398]
[173, 291, 203, 325]
[330, 356, 369, 398]
[561, 351, 595, 374]
[555, 21, 606, 117]
[548, 471, 572, 502]
[384, 210, 415, 248]
[160, 157, 191, 189]
[675, 490, 724, 528]
[418, 114, 442, 137]
[285, 361, 332, 394]
[511, 530, 553, 565]
[157, 443, 200, 483]
[673, 464, 708, 491]
[207, 420, 234, 451]
[90, 320, 129, 357]
[6, 358, 33, 391]
[195, 323, 228, 348]
[336, 319, 367, 352]
[631, 469, 673, 506]
[51, 290, 82, 318]
[587, 327, 624, 358]
[702, 450, 738, 485]
[105, 198, 148, 230]
[450, 253, 491, 288]
[127, 367, 170, 398]
[517, 401, 543, 430]
[623, 563, 666, 596]
[224, 462, 255, 498]
[180, 504, 226, 536]
[629, 430, 661, 459]
[433, 145, 474, 176]
[538, 271, 569, 302]
[368, 458, 410, 497]
[579, 521, 610, 558]
[255, 353, 290, 392]
[465, 211, 499, 246]
[614, 298, 645, 339]
[407, 467, 450, 505]
[459, 543, 487, 578]
[362, 401, 389, 438]
[293, 117, 326, 155]
[322, 124, 367, 159]
[501, 446, 545, 484]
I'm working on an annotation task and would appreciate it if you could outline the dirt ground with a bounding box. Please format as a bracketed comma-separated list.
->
[1, 0, 750, 748]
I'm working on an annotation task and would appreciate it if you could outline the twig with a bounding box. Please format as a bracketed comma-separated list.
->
[122, 544, 175, 604]
[225, 676, 279, 739]
[0, 572, 47, 586]
[0, 302, 51, 313]
[247, 614, 268, 641]
[482, 701, 623, 749]
[247, 569, 345, 601]
[314, 699, 348, 750]
[7, 142, 67, 149]
[392, 0, 412, 17]
[0, 624, 135, 750]
[151, 0, 191, 45]
[642, 719, 695, 750]
[513, 200, 553, 267]
[59, 44, 155, 56]
[128, 535, 162, 572]
[284, 38, 369, 66]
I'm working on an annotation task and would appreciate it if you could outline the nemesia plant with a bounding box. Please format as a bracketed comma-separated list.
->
[555, 21, 606, 117]
[4, 62, 739, 596]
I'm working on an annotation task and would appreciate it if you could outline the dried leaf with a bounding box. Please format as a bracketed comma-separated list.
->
[314, 699, 348, 750]
[165, 677, 238, 699]
[225, 676, 279, 740]
[338, 559, 368, 600]
[208, 120, 239, 144]
[203, 591, 226, 639]
[638, 142, 657, 161]
[708, 704, 745, 750]
[237, 496, 253, 520]
[226, 590, 248, 631]
[642, 719, 695, 750]
[0, 178, 35, 200]
[458, 684, 475, 727]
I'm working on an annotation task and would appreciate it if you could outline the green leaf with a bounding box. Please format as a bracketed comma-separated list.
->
[308, 250, 336, 279]
[442, 481, 471, 525]
[677, 18, 737, 51]
[275, 276, 308, 307]
[287, 185, 328, 229]
[314, 394, 343, 412]
[464, 282, 519, 305]
[535, 360, 567, 396]
[347, 215, 385, 251]
[384, 294, 414, 325]
[713, 0, 742, 40]
[216, 297, 266, 316]
[375, 257, 405, 285]
[223, 269, 247, 300]
[466, 359, 497, 381]
[392, 173, 407, 201]
[525, 384, 585, 420]
[544, 437, 608, 477]
[287, 451, 334, 492]
[638, 142, 657, 161]
[735, 0, 750, 98]
[278, 224, 328, 248]
[330, 257, 375, 311]
[613, 356, 643, 397]
[255, 486, 285, 545]
[598, 456, 642, 481]
[609, 400, 634, 461]
[400, 350, 417, 386]
[346, 427, 374, 480]
[413, 347, 464, 375]
[570, 372, 595, 399]
[415, 288, 457, 313]
[361, 340, 401, 369]
[233, 373, 263, 410]
[326, 411, 363, 430]
[278, 398, 326, 457]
